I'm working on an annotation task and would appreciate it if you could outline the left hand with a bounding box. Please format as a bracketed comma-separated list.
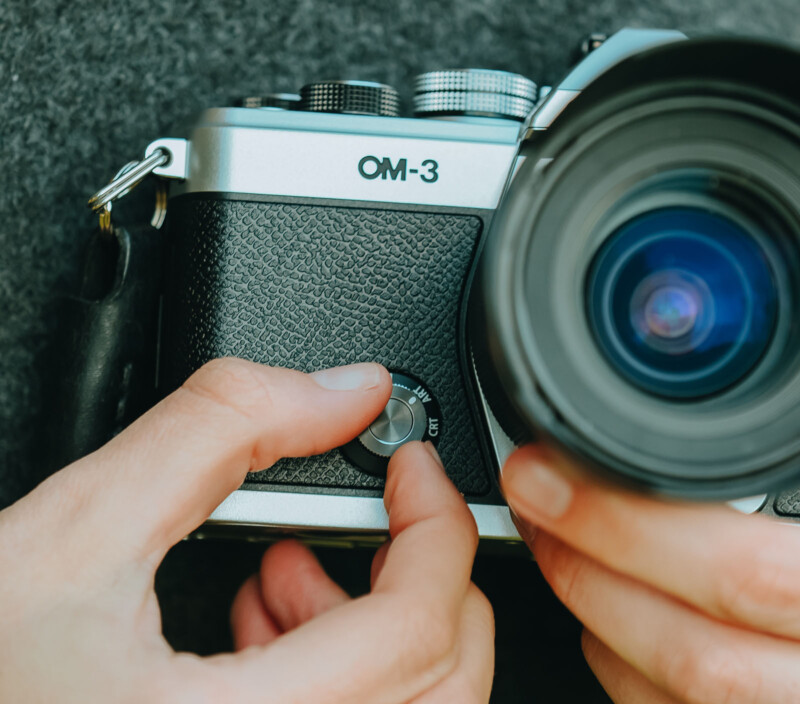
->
[0, 360, 494, 704]
[502, 445, 800, 704]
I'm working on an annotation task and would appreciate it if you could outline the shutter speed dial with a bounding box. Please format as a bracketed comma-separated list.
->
[341, 372, 442, 476]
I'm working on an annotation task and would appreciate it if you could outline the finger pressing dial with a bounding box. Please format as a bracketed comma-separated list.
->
[342, 372, 442, 476]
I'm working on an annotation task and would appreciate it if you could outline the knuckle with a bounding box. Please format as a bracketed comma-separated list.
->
[387, 483, 478, 554]
[181, 358, 274, 420]
[418, 482, 480, 547]
[661, 644, 760, 704]
[394, 598, 459, 679]
[469, 585, 494, 628]
[714, 538, 800, 629]
[463, 584, 495, 647]
[434, 681, 490, 704]
[131, 672, 179, 704]
[158, 654, 223, 704]
[40, 464, 95, 525]
[448, 504, 480, 555]
[139, 689, 183, 704]
[537, 535, 589, 610]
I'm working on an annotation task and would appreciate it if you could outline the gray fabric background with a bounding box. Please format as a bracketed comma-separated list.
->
[2, 1, 800, 701]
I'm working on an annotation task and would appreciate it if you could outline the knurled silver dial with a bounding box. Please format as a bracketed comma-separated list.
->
[298, 80, 401, 117]
[413, 69, 537, 100]
[413, 68, 537, 121]
[358, 384, 427, 458]
[414, 92, 535, 121]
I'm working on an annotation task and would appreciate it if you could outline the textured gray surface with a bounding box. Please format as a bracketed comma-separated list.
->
[3, 2, 800, 702]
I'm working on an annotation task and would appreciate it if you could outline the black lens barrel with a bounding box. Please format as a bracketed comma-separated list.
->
[470, 37, 800, 499]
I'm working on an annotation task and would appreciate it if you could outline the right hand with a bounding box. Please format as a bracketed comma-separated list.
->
[502, 444, 800, 704]
[0, 359, 494, 703]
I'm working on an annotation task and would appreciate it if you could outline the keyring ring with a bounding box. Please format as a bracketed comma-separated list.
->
[110, 161, 142, 200]
[91, 150, 170, 233]
[89, 148, 170, 213]
[98, 202, 113, 234]
[151, 179, 167, 230]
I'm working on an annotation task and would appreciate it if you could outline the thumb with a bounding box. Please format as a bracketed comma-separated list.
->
[38, 359, 391, 563]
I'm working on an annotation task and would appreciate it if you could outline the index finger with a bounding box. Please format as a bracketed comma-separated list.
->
[502, 444, 800, 640]
[26, 359, 391, 562]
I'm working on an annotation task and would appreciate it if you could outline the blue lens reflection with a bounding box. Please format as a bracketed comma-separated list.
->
[587, 208, 777, 399]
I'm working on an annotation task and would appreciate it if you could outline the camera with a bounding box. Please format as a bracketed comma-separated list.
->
[141, 29, 800, 538]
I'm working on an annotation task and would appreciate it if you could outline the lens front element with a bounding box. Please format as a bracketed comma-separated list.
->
[587, 208, 778, 399]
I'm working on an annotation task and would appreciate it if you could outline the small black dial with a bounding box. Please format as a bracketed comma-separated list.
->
[341, 371, 442, 476]
[235, 93, 301, 110]
[297, 80, 401, 117]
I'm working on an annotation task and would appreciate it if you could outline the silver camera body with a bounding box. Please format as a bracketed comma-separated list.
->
[147, 29, 692, 541]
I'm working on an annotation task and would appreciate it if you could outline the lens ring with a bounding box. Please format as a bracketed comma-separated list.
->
[470, 44, 800, 498]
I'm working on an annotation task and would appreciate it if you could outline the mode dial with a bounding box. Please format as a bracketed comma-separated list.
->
[298, 80, 401, 117]
[413, 68, 537, 121]
[235, 93, 301, 109]
[341, 372, 442, 476]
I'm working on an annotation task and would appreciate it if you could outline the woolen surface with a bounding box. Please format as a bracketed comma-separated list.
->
[3, 2, 800, 701]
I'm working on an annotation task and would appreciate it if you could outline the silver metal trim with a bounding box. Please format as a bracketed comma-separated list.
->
[527, 89, 580, 132]
[147, 138, 189, 180]
[208, 490, 521, 540]
[524, 28, 687, 137]
[556, 28, 686, 92]
[729, 495, 768, 514]
[154, 109, 522, 209]
[474, 370, 516, 471]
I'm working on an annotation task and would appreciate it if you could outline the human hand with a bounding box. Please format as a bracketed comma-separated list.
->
[0, 359, 493, 704]
[502, 445, 800, 704]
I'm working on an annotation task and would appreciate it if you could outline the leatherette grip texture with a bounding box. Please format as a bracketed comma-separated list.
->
[774, 488, 800, 517]
[161, 195, 491, 496]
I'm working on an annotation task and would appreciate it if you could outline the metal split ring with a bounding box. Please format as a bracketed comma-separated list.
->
[89, 148, 171, 233]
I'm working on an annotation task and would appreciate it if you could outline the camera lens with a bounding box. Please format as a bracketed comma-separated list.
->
[586, 208, 778, 399]
[470, 37, 800, 499]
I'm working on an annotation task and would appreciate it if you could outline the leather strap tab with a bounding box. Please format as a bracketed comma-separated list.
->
[44, 225, 163, 471]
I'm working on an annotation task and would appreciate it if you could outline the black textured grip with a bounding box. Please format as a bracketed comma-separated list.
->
[774, 488, 800, 517]
[161, 195, 491, 497]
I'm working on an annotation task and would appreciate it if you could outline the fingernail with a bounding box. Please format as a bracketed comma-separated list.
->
[505, 459, 572, 522]
[424, 441, 444, 468]
[310, 363, 383, 391]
